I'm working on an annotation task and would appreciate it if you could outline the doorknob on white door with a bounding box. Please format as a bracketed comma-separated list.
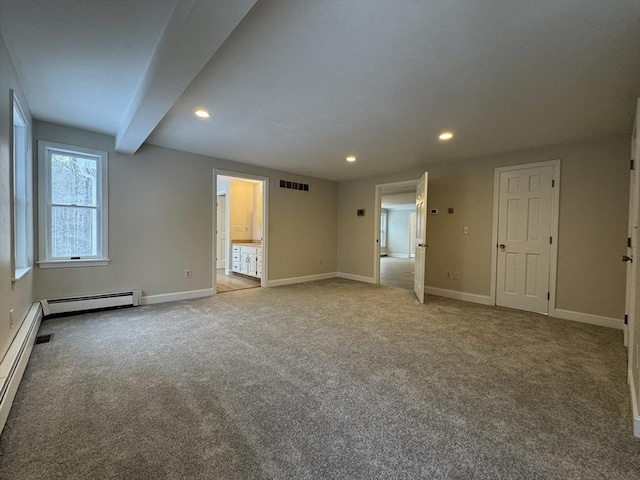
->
[499, 244, 506, 250]
[622, 255, 633, 263]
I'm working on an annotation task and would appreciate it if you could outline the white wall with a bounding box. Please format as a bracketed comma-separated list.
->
[338, 135, 630, 319]
[0, 34, 34, 362]
[229, 180, 255, 241]
[387, 209, 411, 257]
[33, 121, 338, 300]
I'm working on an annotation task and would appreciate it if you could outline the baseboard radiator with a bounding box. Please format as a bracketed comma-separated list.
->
[0, 302, 43, 435]
[41, 290, 141, 316]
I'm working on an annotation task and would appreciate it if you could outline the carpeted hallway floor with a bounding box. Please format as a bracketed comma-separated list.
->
[1, 279, 639, 479]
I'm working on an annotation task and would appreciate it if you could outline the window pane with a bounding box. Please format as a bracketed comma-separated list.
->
[51, 206, 98, 257]
[51, 154, 97, 206]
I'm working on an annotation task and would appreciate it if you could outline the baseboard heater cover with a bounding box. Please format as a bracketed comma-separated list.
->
[41, 290, 141, 316]
[0, 302, 43, 434]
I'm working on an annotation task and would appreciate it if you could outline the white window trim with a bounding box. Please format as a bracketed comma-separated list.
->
[13, 267, 32, 284]
[38, 140, 109, 268]
[11, 92, 33, 286]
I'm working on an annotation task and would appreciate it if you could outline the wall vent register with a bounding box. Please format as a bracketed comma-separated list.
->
[280, 180, 309, 191]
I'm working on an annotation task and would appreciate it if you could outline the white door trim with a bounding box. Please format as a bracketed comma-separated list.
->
[374, 179, 419, 284]
[213, 169, 269, 294]
[490, 159, 561, 315]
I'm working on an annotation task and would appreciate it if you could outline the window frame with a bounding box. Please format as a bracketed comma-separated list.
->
[10, 92, 33, 284]
[38, 140, 109, 268]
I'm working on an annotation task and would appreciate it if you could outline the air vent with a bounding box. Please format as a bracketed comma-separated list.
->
[280, 179, 309, 191]
[36, 334, 53, 344]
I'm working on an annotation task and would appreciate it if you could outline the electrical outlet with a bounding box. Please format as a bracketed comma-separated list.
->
[463, 226, 469, 235]
[185, 269, 192, 278]
[9, 309, 14, 328]
[446, 271, 452, 279]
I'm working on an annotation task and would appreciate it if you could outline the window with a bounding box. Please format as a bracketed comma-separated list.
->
[38, 141, 109, 267]
[11, 94, 32, 282]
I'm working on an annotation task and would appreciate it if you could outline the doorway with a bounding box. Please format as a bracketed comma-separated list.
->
[490, 160, 560, 314]
[213, 170, 268, 294]
[374, 179, 419, 291]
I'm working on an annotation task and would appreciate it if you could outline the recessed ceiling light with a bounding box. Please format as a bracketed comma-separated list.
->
[195, 110, 210, 118]
[439, 131, 453, 140]
[346, 155, 357, 162]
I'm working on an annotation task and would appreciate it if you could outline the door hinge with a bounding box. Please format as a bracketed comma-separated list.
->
[628, 237, 633, 248]
[551, 179, 555, 187]
[624, 314, 628, 325]
[547, 292, 550, 300]
[549, 237, 553, 244]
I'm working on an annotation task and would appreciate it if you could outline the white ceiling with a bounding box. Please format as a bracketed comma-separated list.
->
[1, 0, 639, 182]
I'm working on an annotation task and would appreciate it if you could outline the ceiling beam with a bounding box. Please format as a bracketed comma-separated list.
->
[115, 0, 256, 154]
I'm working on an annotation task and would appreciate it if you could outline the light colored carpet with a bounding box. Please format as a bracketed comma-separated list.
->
[1, 279, 638, 479]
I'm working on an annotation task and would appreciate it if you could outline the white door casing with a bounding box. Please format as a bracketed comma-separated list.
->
[495, 162, 558, 314]
[414, 172, 428, 303]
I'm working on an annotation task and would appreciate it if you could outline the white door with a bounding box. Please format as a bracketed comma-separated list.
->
[625, 100, 639, 426]
[496, 164, 554, 314]
[624, 108, 638, 346]
[414, 172, 428, 303]
[216, 194, 226, 269]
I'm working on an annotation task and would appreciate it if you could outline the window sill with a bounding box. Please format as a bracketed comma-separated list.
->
[37, 259, 110, 269]
[12, 266, 32, 285]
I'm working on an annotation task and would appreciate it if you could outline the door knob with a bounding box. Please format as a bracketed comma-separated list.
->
[622, 255, 633, 263]
[418, 243, 426, 247]
[499, 244, 506, 250]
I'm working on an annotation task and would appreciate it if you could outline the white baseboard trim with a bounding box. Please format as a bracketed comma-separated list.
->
[267, 273, 337, 287]
[388, 253, 410, 258]
[424, 286, 493, 305]
[141, 288, 214, 305]
[553, 309, 623, 330]
[337, 272, 376, 284]
[629, 368, 640, 438]
[0, 302, 42, 436]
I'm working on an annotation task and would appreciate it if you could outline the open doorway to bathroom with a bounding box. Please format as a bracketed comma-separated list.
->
[374, 180, 418, 290]
[214, 170, 268, 293]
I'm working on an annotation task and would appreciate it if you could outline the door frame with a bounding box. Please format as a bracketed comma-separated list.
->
[213, 169, 269, 294]
[489, 159, 561, 314]
[374, 179, 419, 284]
